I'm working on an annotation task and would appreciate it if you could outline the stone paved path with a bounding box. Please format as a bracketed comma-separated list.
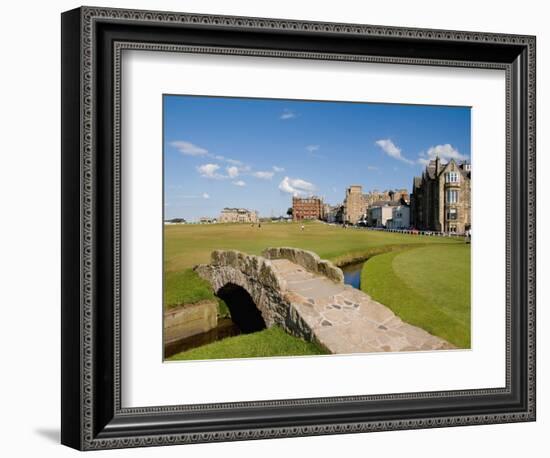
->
[270, 259, 454, 354]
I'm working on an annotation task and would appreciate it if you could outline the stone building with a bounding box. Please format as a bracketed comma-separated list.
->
[343, 185, 410, 225]
[364, 189, 410, 207]
[219, 207, 258, 223]
[411, 158, 471, 233]
[292, 196, 324, 221]
[343, 185, 366, 224]
[390, 189, 410, 204]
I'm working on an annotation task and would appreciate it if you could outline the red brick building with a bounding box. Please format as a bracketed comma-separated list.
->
[292, 196, 324, 221]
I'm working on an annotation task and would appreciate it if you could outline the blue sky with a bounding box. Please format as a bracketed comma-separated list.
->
[164, 95, 470, 221]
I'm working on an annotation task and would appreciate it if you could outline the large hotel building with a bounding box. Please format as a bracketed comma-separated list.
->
[410, 157, 471, 233]
[292, 196, 324, 221]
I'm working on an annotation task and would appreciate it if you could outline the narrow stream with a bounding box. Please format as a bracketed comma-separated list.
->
[341, 261, 365, 289]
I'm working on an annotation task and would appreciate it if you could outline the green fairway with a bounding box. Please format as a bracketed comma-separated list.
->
[164, 221, 469, 359]
[361, 244, 471, 348]
[167, 326, 328, 361]
[164, 221, 459, 276]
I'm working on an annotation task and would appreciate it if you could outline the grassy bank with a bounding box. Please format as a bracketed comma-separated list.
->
[167, 326, 328, 361]
[361, 244, 471, 348]
[164, 269, 230, 317]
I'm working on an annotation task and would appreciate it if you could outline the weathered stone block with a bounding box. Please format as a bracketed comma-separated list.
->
[164, 300, 218, 344]
[318, 260, 344, 283]
[262, 247, 343, 283]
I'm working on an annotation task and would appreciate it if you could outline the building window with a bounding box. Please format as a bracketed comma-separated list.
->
[447, 208, 458, 220]
[446, 171, 459, 183]
[446, 189, 459, 204]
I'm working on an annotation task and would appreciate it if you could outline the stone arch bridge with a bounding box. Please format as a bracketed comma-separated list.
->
[194, 247, 453, 354]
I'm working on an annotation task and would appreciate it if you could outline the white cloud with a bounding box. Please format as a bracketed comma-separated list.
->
[278, 176, 316, 197]
[197, 163, 223, 179]
[305, 144, 324, 158]
[226, 166, 239, 178]
[232, 180, 246, 187]
[252, 171, 274, 180]
[226, 158, 243, 165]
[280, 109, 296, 120]
[177, 193, 210, 199]
[272, 166, 285, 173]
[170, 140, 245, 167]
[367, 165, 379, 171]
[170, 141, 208, 156]
[215, 155, 243, 166]
[423, 144, 468, 163]
[306, 145, 320, 153]
[375, 139, 414, 164]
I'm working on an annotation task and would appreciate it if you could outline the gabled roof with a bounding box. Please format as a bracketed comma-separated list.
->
[439, 159, 456, 175]
[439, 159, 471, 180]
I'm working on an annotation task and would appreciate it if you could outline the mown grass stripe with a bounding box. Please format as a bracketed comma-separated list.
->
[361, 245, 470, 348]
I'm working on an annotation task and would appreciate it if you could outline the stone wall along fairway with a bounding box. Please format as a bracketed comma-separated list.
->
[164, 300, 218, 344]
[194, 250, 314, 342]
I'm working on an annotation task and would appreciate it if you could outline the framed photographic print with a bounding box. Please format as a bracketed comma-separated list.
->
[61, 6, 536, 450]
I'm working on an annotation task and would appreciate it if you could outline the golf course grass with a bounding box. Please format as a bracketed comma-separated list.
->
[164, 269, 230, 317]
[167, 326, 328, 361]
[361, 244, 471, 348]
[164, 220, 458, 275]
[165, 221, 470, 359]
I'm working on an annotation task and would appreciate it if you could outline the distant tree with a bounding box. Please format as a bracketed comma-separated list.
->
[286, 207, 293, 217]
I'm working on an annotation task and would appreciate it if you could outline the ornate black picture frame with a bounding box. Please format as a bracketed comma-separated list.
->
[61, 6, 536, 450]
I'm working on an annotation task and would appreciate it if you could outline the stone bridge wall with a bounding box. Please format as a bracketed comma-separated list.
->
[262, 247, 344, 283]
[193, 248, 339, 343]
[193, 248, 453, 354]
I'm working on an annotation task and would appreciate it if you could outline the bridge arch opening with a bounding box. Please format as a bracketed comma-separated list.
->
[216, 283, 267, 333]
